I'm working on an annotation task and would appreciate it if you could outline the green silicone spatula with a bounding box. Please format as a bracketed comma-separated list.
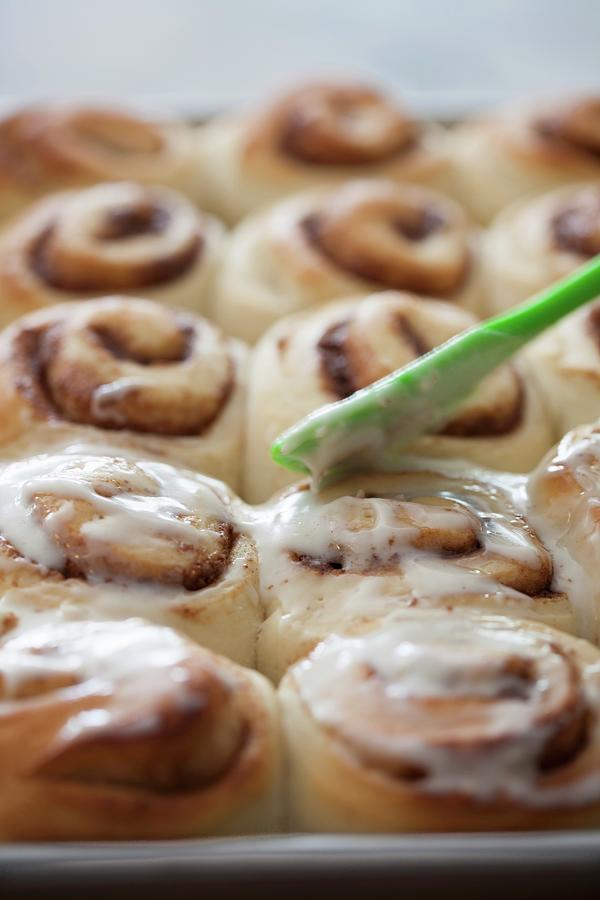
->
[271, 254, 600, 487]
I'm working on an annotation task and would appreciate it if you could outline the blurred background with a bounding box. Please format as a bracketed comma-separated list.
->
[1, 0, 599, 116]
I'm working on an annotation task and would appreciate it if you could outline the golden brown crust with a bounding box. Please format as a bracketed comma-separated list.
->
[0, 620, 281, 839]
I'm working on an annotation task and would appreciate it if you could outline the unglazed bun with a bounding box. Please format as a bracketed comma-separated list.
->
[483, 183, 600, 313]
[0, 449, 261, 666]
[524, 298, 600, 435]
[253, 466, 580, 682]
[0, 618, 281, 839]
[245, 292, 554, 502]
[0, 297, 247, 489]
[527, 423, 600, 643]
[196, 81, 450, 223]
[450, 96, 600, 223]
[0, 181, 224, 328]
[214, 179, 483, 342]
[281, 612, 600, 832]
[0, 104, 198, 223]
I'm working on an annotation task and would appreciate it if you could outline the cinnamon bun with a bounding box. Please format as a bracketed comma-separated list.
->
[0, 618, 281, 839]
[0, 297, 247, 489]
[0, 104, 198, 223]
[244, 292, 554, 502]
[450, 96, 600, 224]
[483, 183, 600, 313]
[524, 298, 600, 435]
[0, 181, 224, 327]
[0, 449, 261, 666]
[527, 423, 600, 643]
[252, 466, 579, 682]
[214, 179, 482, 343]
[196, 81, 450, 223]
[281, 612, 600, 831]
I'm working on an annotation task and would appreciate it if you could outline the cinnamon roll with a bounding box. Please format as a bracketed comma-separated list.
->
[0, 104, 198, 223]
[483, 183, 600, 313]
[196, 81, 450, 224]
[214, 179, 482, 343]
[0, 449, 261, 666]
[253, 466, 579, 682]
[280, 612, 600, 832]
[245, 292, 554, 502]
[0, 181, 224, 327]
[527, 423, 600, 643]
[0, 618, 281, 839]
[450, 96, 600, 224]
[0, 297, 247, 489]
[524, 298, 600, 435]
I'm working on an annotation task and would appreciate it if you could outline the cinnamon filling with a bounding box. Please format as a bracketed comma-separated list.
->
[303, 211, 460, 292]
[440, 375, 524, 437]
[0, 498, 237, 592]
[551, 199, 600, 257]
[90, 322, 193, 366]
[317, 314, 427, 399]
[587, 305, 600, 347]
[29, 222, 203, 292]
[278, 88, 418, 166]
[301, 203, 468, 295]
[535, 103, 600, 160]
[538, 705, 590, 772]
[38, 719, 249, 793]
[9, 313, 233, 437]
[288, 488, 553, 598]
[288, 496, 485, 577]
[95, 203, 171, 240]
[394, 206, 446, 242]
[317, 320, 357, 398]
[58, 520, 236, 591]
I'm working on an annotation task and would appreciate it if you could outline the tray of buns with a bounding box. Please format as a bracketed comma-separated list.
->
[0, 80, 599, 898]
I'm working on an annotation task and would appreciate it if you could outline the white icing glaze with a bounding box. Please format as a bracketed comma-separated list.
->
[242, 466, 552, 624]
[292, 615, 600, 807]
[527, 429, 600, 641]
[0, 449, 231, 576]
[0, 618, 225, 743]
